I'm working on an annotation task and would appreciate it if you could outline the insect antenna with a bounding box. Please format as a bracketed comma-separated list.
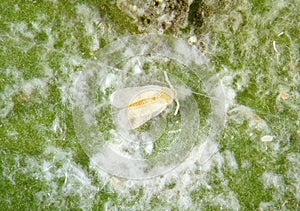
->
[164, 71, 180, 115]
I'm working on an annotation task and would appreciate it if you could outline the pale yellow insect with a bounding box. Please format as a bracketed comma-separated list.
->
[110, 72, 179, 129]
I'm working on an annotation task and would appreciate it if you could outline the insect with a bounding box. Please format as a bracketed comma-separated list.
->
[110, 71, 180, 130]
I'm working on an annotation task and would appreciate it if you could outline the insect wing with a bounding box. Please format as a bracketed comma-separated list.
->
[127, 99, 169, 129]
[110, 85, 163, 108]
[114, 87, 174, 129]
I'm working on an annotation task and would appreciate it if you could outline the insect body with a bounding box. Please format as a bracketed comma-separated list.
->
[111, 72, 179, 129]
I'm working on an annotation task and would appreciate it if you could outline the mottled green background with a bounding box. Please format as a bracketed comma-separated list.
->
[0, 0, 299, 210]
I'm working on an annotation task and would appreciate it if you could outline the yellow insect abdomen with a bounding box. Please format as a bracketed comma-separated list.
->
[129, 90, 173, 108]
